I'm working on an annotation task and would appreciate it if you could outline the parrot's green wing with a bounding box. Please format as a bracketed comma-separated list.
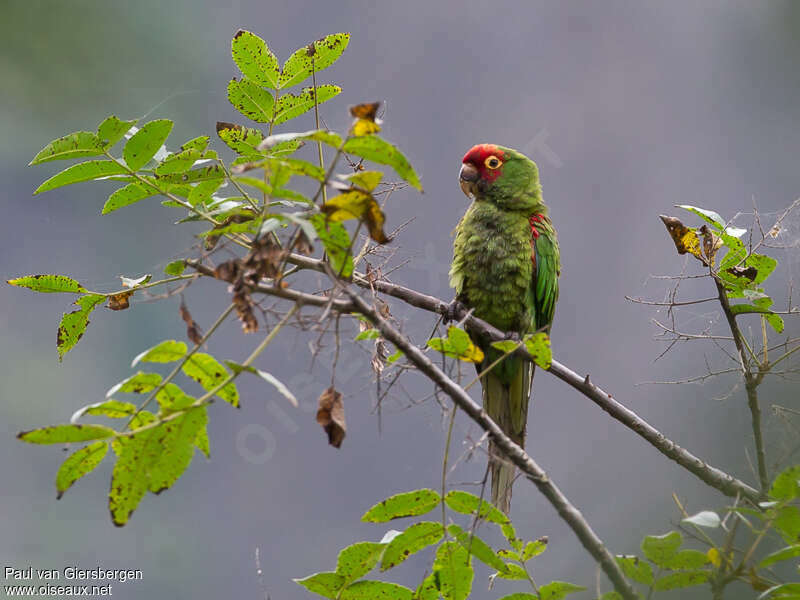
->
[531, 216, 560, 331]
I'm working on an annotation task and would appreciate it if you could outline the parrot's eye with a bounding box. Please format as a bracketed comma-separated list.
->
[484, 156, 502, 169]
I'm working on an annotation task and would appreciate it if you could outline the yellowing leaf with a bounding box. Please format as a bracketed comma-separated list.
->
[707, 547, 721, 567]
[351, 119, 381, 137]
[659, 215, 703, 261]
[321, 190, 388, 243]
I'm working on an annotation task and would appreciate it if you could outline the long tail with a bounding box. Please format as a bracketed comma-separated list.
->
[483, 359, 533, 514]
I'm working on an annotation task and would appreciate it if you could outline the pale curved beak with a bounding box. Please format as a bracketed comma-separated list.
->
[459, 162, 479, 197]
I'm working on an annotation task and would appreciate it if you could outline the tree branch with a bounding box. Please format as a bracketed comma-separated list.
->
[339, 283, 638, 600]
[282, 253, 762, 503]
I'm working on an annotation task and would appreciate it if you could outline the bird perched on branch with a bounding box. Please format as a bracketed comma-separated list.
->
[449, 144, 560, 513]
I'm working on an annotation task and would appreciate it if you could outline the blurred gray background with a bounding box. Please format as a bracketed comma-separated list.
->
[2, 1, 799, 598]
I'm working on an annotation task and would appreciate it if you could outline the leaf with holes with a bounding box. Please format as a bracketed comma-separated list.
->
[340, 581, 412, 600]
[8, 274, 86, 293]
[216, 121, 265, 155]
[182, 353, 239, 407]
[361, 489, 441, 522]
[231, 29, 280, 89]
[615, 555, 654, 585]
[653, 570, 709, 591]
[524, 332, 551, 368]
[273, 85, 341, 125]
[57, 294, 104, 360]
[279, 33, 350, 89]
[227, 78, 275, 123]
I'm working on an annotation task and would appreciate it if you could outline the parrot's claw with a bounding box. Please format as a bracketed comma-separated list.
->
[443, 299, 467, 324]
[504, 331, 522, 343]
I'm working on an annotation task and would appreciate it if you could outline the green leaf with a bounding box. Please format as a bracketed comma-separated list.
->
[131, 340, 187, 367]
[413, 574, 439, 600]
[294, 572, 346, 600]
[102, 181, 158, 214]
[164, 260, 186, 276]
[497, 549, 520, 560]
[641, 531, 682, 566]
[109, 407, 206, 525]
[745, 253, 778, 285]
[57, 294, 104, 360]
[491, 340, 520, 353]
[494, 563, 528, 580]
[662, 549, 711, 570]
[652, 570, 709, 591]
[770, 465, 800, 500]
[259, 129, 343, 151]
[340, 581, 413, 600]
[179, 136, 210, 152]
[55, 441, 108, 498]
[80, 400, 137, 419]
[231, 30, 280, 89]
[106, 372, 163, 397]
[433, 542, 473, 600]
[447, 524, 508, 572]
[97, 116, 137, 148]
[340, 170, 384, 192]
[155, 165, 225, 185]
[361, 489, 441, 522]
[310, 214, 354, 278]
[123, 120, 173, 171]
[216, 122, 265, 155]
[386, 350, 404, 364]
[682, 510, 720, 528]
[8, 274, 86, 293]
[615, 555, 653, 585]
[538, 581, 586, 600]
[758, 583, 800, 599]
[30, 131, 105, 165]
[381, 521, 443, 570]
[155, 148, 215, 176]
[524, 332, 552, 369]
[155, 383, 196, 413]
[521, 539, 547, 560]
[227, 77, 275, 123]
[678, 205, 727, 230]
[427, 327, 484, 363]
[336, 542, 385, 583]
[774, 505, 800, 544]
[598, 593, 623, 600]
[760, 544, 800, 568]
[18, 424, 116, 444]
[145, 407, 207, 494]
[182, 353, 239, 407]
[342, 136, 422, 191]
[279, 33, 350, 89]
[273, 85, 342, 125]
[355, 329, 380, 341]
[729, 302, 785, 333]
[443, 490, 509, 524]
[34, 160, 128, 194]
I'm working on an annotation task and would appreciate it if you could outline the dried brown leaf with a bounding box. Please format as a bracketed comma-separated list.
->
[316, 387, 346, 448]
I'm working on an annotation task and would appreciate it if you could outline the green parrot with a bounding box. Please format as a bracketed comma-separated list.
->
[449, 144, 560, 513]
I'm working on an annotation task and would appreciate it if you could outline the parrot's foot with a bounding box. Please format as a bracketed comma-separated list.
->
[443, 299, 467, 324]
[503, 331, 522, 342]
